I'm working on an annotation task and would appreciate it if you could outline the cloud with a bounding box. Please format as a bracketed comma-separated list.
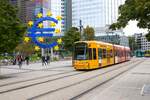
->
[123, 21, 148, 36]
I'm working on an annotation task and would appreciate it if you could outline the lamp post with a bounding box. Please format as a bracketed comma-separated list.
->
[79, 20, 83, 41]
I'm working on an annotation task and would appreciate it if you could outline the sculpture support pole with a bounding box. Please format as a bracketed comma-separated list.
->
[42, 48, 44, 56]
[51, 48, 53, 61]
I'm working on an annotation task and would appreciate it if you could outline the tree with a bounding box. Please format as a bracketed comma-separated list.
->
[83, 25, 95, 40]
[63, 27, 80, 52]
[110, 0, 150, 41]
[0, 0, 26, 53]
[128, 36, 138, 55]
[15, 42, 35, 56]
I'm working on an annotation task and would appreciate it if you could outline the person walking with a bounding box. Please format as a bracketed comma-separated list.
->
[25, 56, 29, 65]
[42, 56, 47, 66]
[17, 55, 23, 69]
[46, 55, 50, 65]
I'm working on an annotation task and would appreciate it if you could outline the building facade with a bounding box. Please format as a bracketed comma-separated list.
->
[9, 0, 71, 33]
[41, 0, 71, 34]
[72, 0, 125, 35]
[9, 0, 35, 23]
[62, 0, 72, 32]
[134, 33, 150, 51]
[95, 33, 129, 47]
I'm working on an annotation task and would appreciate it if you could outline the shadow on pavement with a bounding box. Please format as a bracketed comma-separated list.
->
[0, 75, 14, 80]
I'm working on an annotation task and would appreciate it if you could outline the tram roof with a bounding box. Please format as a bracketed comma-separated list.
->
[75, 41, 130, 49]
[75, 40, 112, 45]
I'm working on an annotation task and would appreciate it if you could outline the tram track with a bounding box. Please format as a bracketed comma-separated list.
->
[0, 60, 135, 92]
[70, 60, 144, 100]
[27, 59, 141, 100]
[0, 70, 74, 87]
[0, 70, 86, 94]
[0, 59, 140, 100]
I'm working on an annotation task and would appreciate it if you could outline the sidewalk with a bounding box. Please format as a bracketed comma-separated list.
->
[92, 58, 150, 100]
[0, 60, 72, 75]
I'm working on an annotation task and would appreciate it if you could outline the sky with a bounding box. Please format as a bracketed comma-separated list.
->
[123, 21, 148, 36]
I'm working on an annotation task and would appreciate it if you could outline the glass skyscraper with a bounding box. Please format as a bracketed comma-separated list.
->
[41, 0, 70, 34]
[72, 0, 125, 35]
[9, 0, 35, 23]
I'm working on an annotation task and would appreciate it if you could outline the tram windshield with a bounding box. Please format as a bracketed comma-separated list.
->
[74, 43, 88, 60]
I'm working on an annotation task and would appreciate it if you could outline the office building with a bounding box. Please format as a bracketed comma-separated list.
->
[134, 33, 150, 51]
[72, 0, 125, 35]
[10, 0, 71, 33]
[95, 32, 129, 47]
[62, 0, 72, 31]
[9, 0, 35, 23]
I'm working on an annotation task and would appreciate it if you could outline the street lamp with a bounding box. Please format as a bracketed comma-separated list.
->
[79, 20, 83, 41]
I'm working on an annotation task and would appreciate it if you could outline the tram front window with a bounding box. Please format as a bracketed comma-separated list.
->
[74, 43, 88, 60]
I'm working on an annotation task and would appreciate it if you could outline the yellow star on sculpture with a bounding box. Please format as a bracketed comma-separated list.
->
[38, 37, 44, 42]
[38, 23, 43, 28]
[55, 29, 61, 34]
[37, 13, 43, 18]
[56, 15, 62, 21]
[50, 22, 56, 27]
[24, 37, 30, 43]
[35, 46, 40, 51]
[57, 38, 62, 44]
[28, 21, 33, 27]
[47, 11, 52, 17]
[54, 45, 59, 51]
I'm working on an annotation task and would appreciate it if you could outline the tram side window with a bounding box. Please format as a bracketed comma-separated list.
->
[110, 50, 113, 57]
[120, 51, 122, 57]
[119, 51, 121, 57]
[107, 50, 110, 57]
[93, 48, 96, 60]
[89, 48, 92, 60]
[102, 49, 106, 58]
[115, 50, 118, 56]
[98, 48, 102, 59]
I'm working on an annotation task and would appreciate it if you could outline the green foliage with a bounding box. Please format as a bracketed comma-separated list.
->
[63, 27, 80, 52]
[110, 0, 150, 41]
[15, 42, 35, 56]
[30, 53, 40, 62]
[128, 36, 138, 55]
[53, 57, 59, 61]
[83, 26, 95, 41]
[0, 0, 27, 53]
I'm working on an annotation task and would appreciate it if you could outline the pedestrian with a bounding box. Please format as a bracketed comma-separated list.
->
[16, 55, 23, 69]
[12, 58, 16, 65]
[42, 56, 47, 66]
[46, 55, 50, 64]
[25, 56, 29, 65]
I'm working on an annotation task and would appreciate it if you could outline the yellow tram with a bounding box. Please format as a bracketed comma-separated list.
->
[72, 41, 131, 70]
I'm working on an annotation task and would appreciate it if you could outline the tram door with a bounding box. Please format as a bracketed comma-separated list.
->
[89, 48, 98, 68]
[102, 49, 107, 67]
[107, 50, 111, 65]
[98, 48, 102, 67]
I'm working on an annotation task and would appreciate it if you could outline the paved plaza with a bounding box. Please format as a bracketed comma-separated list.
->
[0, 60, 72, 76]
[92, 58, 150, 100]
[0, 58, 150, 100]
